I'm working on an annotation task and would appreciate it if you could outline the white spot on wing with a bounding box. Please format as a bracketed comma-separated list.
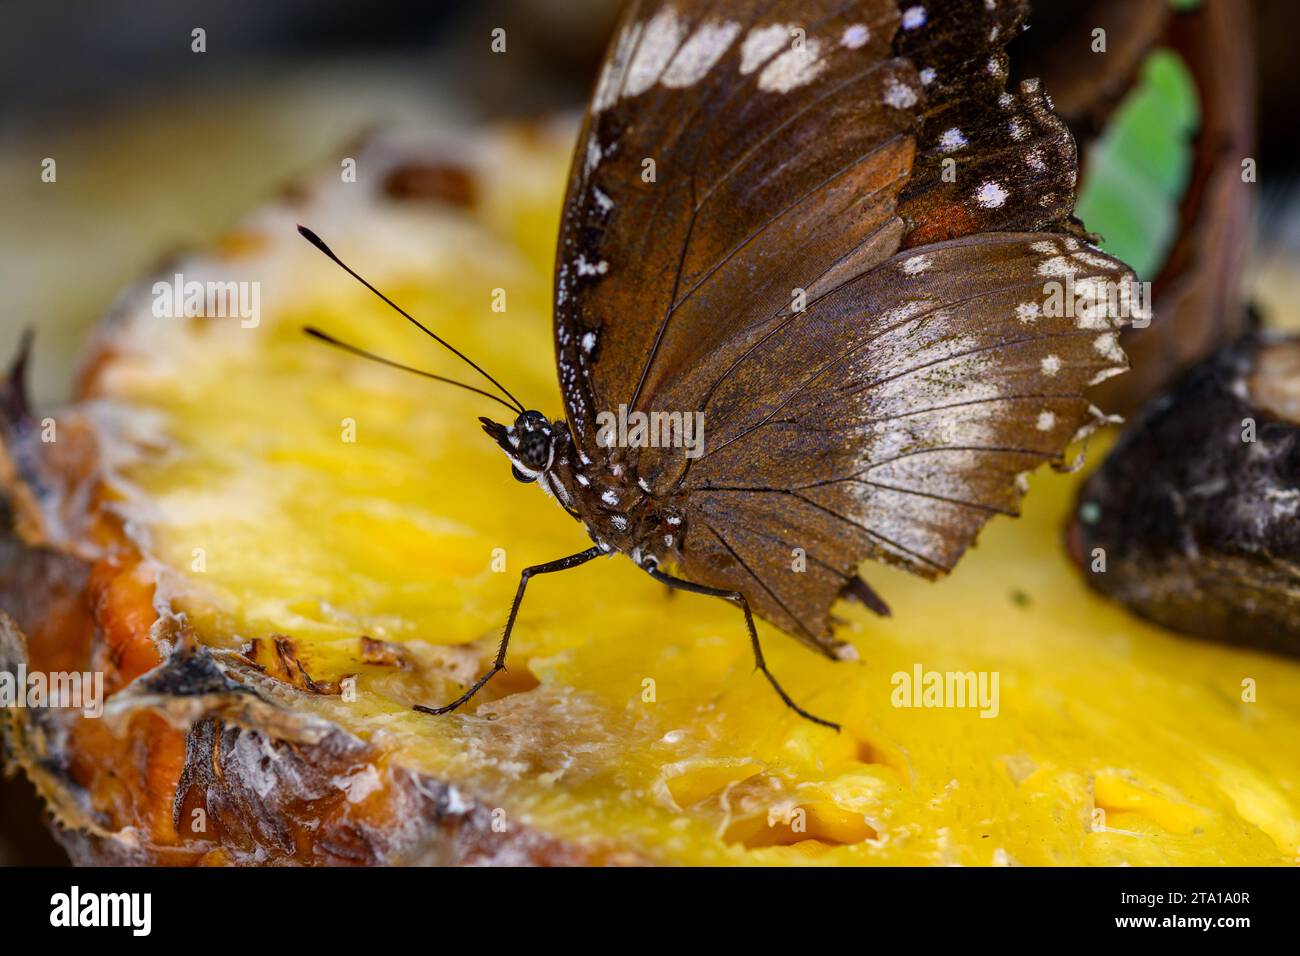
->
[1094, 332, 1126, 364]
[757, 39, 826, 92]
[902, 6, 927, 30]
[739, 23, 792, 74]
[902, 254, 931, 275]
[575, 255, 609, 277]
[1036, 411, 1056, 432]
[883, 76, 918, 109]
[841, 23, 870, 48]
[592, 20, 644, 111]
[882, 300, 929, 324]
[1038, 256, 1078, 278]
[1040, 354, 1061, 376]
[975, 181, 1008, 208]
[661, 19, 741, 87]
[1088, 365, 1125, 386]
[1074, 250, 1115, 269]
[938, 127, 967, 152]
[1071, 277, 1117, 329]
[624, 7, 687, 97]
[584, 136, 602, 174]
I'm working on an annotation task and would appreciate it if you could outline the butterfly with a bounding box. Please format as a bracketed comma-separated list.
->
[302, 0, 1136, 731]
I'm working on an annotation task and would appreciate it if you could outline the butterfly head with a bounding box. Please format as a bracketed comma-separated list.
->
[481, 411, 561, 484]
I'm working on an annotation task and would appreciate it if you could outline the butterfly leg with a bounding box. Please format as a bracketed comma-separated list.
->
[414, 545, 602, 716]
[644, 565, 841, 732]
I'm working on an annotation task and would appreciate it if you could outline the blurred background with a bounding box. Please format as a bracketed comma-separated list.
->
[0, 0, 625, 412]
[1, 0, 1298, 864]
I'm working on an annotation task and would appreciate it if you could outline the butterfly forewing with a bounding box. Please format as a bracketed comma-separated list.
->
[892, 0, 1084, 244]
[555, 0, 913, 464]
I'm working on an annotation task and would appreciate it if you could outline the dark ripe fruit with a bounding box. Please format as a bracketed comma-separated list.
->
[1070, 333, 1300, 656]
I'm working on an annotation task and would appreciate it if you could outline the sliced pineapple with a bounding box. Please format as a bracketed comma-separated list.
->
[2, 121, 1299, 866]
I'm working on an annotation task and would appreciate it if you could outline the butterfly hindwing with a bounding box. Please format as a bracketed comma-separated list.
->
[678, 232, 1132, 643]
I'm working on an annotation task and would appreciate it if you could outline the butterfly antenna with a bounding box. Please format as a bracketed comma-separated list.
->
[297, 225, 526, 414]
[303, 326, 521, 415]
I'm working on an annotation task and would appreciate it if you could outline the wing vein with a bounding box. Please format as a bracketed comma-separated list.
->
[630, 136, 903, 413]
[693, 273, 1098, 466]
[696, 486, 950, 573]
[700, 518, 819, 640]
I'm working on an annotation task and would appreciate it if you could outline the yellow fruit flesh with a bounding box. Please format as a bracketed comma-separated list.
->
[95, 128, 1300, 866]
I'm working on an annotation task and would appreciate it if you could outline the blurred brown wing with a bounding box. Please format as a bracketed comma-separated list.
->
[1012, 0, 1171, 139]
[1091, 0, 1256, 415]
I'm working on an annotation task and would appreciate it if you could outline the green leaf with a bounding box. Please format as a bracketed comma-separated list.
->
[1074, 48, 1200, 280]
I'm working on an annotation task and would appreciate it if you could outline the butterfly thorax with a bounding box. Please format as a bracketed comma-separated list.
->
[483, 410, 686, 569]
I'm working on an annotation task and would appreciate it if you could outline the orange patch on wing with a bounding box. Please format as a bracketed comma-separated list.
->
[903, 201, 980, 247]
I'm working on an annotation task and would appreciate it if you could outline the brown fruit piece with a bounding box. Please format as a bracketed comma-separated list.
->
[1071, 333, 1300, 656]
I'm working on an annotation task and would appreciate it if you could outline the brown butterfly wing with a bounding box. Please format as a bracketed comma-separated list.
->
[678, 233, 1131, 648]
[555, 0, 1083, 462]
[553, 0, 1135, 655]
[892, 0, 1085, 246]
[554, 0, 917, 449]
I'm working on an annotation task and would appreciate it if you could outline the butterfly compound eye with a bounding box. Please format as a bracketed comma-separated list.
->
[518, 430, 551, 471]
[511, 465, 537, 484]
